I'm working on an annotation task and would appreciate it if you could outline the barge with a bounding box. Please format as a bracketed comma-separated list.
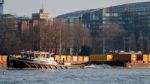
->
[126, 62, 150, 68]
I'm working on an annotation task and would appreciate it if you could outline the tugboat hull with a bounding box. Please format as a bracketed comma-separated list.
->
[10, 59, 84, 69]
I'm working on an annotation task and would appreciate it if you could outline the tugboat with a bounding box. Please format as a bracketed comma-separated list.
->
[9, 51, 84, 69]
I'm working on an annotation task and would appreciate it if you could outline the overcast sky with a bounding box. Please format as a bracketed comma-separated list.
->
[4, 0, 150, 17]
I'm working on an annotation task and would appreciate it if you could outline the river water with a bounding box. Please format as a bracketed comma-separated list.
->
[0, 65, 150, 84]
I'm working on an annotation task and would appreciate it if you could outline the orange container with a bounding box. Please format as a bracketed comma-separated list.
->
[72, 56, 78, 62]
[131, 54, 137, 63]
[143, 54, 149, 63]
[66, 56, 72, 62]
[83, 56, 89, 62]
[78, 56, 84, 63]
[2, 56, 7, 62]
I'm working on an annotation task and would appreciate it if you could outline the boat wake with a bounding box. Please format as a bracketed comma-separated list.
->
[84, 64, 111, 69]
[96, 64, 112, 69]
[84, 64, 96, 68]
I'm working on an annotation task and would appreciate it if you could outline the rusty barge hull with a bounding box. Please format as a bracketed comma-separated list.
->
[126, 63, 150, 68]
[9, 59, 84, 69]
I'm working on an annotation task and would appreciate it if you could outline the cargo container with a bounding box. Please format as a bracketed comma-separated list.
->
[113, 54, 133, 62]
[55, 55, 61, 62]
[60, 55, 67, 61]
[112, 54, 119, 62]
[54, 55, 89, 64]
[0, 55, 8, 68]
[66, 56, 72, 62]
[89, 54, 112, 62]
[137, 54, 143, 61]
[143, 54, 149, 63]
[83, 56, 89, 63]
[2, 55, 7, 62]
[131, 54, 137, 63]
[54, 55, 67, 63]
[77, 56, 83, 63]
[72, 56, 78, 63]
[107, 55, 113, 61]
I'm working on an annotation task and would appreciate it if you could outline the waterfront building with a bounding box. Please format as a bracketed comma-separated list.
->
[32, 9, 49, 26]
[0, 9, 50, 52]
[0, 14, 19, 53]
[57, 1, 150, 35]
[32, 9, 49, 20]
[0, 14, 18, 31]
[56, 1, 150, 53]
[32, 9, 49, 50]
[18, 16, 31, 35]
[0, 14, 18, 37]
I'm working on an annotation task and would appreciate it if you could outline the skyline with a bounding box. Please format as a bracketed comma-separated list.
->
[4, 0, 149, 17]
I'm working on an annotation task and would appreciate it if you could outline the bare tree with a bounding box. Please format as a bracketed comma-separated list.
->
[100, 22, 125, 53]
[39, 20, 91, 55]
[0, 15, 21, 53]
[71, 22, 92, 55]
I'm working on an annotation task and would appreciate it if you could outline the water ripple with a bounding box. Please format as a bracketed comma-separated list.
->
[0, 66, 150, 84]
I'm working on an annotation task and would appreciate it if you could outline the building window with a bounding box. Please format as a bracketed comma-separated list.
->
[105, 13, 119, 17]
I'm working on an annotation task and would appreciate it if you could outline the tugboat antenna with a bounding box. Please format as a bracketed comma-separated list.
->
[42, 0, 44, 9]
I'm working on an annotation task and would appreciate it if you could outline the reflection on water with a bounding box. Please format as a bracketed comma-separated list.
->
[0, 65, 150, 84]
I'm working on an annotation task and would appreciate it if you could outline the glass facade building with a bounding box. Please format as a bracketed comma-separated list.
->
[57, 1, 150, 34]
[56, 1, 150, 53]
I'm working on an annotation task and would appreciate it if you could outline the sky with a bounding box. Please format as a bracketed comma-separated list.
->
[4, 0, 150, 17]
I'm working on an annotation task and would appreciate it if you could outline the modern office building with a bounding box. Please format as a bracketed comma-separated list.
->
[56, 1, 150, 53]
[57, 1, 150, 34]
